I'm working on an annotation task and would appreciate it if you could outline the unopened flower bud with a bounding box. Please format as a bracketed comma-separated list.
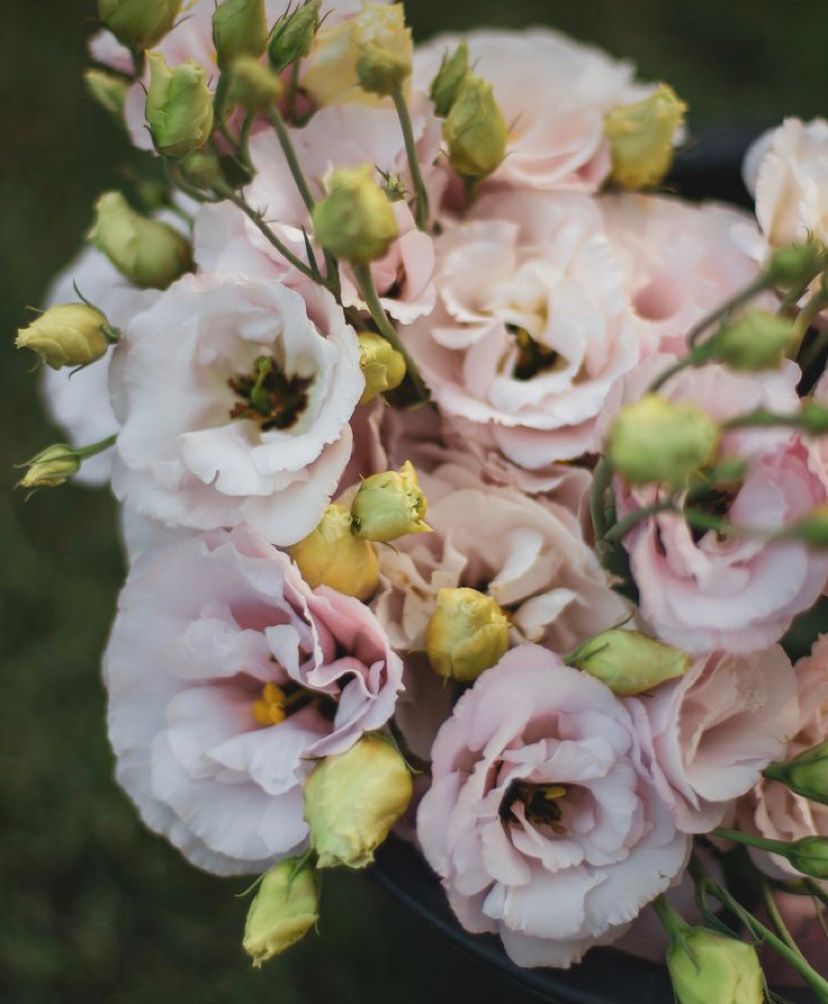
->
[16, 304, 115, 370]
[443, 73, 508, 181]
[227, 56, 284, 112]
[18, 444, 81, 491]
[570, 629, 690, 695]
[84, 69, 129, 125]
[605, 83, 687, 191]
[178, 151, 226, 191]
[790, 506, 828, 548]
[765, 741, 828, 806]
[608, 394, 721, 489]
[768, 240, 825, 287]
[356, 44, 411, 97]
[351, 461, 430, 542]
[799, 399, 828, 436]
[667, 928, 763, 1004]
[269, 0, 320, 73]
[703, 308, 797, 372]
[89, 191, 193, 290]
[243, 859, 319, 966]
[312, 165, 398, 265]
[786, 836, 828, 880]
[429, 41, 469, 117]
[98, 0, 182, 51]
[146, 52, 214, 159]
[289, 504, 379, 601]
[425, 587, 509, 683]
[304, 734, 413, 869]
[357, 332, 406, 403]
[212, 0, 268, 70]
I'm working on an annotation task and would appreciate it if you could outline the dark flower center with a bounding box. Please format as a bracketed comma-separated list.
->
[229, 355, 312, 431]
[508, 324, 563, 381]
[499, 779, 568, 832]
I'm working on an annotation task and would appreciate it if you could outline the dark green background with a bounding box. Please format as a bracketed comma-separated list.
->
[2, 2, 826, 1001]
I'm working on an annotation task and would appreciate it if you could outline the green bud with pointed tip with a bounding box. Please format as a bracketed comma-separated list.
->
[786, 836, 828, 880]
[570, 629, 690, 695]
[667, 928, 763, 1004]
[351, 461, 430, 542]
[18, 444, 81, 491]
[356, 43, 411, 97]
[89, 192, 193, 290]
[98, 0, 182, 51]
[312, 165, 398, 265]
[765, 740, 828, 806]
[702, 308, 797, 372]
[84, 69, 129, 125]
[146, 52, 214, 159]
[269, 0, 320, 73]
[212, 0, 268, 70]
[243, 859, 318, 966]
[443, 72, 507, 181]
[768, 240, 825, 288]
[16, 304, 114, 370]
[425, 587, 510, 683]
[227, 56, 284, 112]
[605, 83, 687, 191]
[357, 332, 406, 404]
[429, 41, 469, 117]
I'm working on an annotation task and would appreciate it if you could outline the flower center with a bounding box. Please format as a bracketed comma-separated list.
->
[251, 680, 339, 728]
[252, 682, 289, 727]
[507, 324, 563, 381]
[499, 779, 569, 832]
[229, 355, 312, 431]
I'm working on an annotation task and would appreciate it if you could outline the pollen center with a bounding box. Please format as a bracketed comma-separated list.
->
[229, 355, 312, 431]
[500, 779, 569, 832]
[252, 682, 288, 727]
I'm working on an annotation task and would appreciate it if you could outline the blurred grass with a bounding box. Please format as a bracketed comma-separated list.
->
[1, 1, 827, 1000]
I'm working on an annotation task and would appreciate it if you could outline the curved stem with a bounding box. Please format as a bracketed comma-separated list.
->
[589, 458, 614, 543]
[392, 87, 430, 232]
[648, 356, 694, 393]
[762, 882, 806, 961]
[686, 274, 774, 349]
[602, 500, 678, 544]
[267, 107, 315, 213]
[75, 434, 118, 461]
[652, 894, 690, 940]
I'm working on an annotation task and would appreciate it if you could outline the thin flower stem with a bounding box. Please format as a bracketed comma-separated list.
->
[686, 274, 774, 349]
[74, 434, 119, 461]
[722, 408, 802, 431]
[648, 356, 694, 394]
[713, 827, 792, 856]
[602, 500, 678, 544]
[762, 882, 807, 961]
[391, 88, 430, 231]
[652, 893, 690, 940]
[589, 458, 614, 542]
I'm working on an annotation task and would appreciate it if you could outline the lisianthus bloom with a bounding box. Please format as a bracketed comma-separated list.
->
[414, 28, 664, 193]
[628, 646, 799, 834]
[611, 360, 828, 653]
[104, 525, 402, 875]
[402, 190, 643, 472]
[738, 635, 828, 886]
[602, 194, 772, 357]
[417, 645, 689, 968]
[110, 273, 363, 545]
[811, 370, 828, 492]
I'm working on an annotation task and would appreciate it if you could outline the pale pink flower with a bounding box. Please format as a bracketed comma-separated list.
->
[110, 273, 363, 545]
[627, 646, 799, 834]
[417, 645, 690, 969]
[104, 525, 403, 875]
[811, 370, 828, 492]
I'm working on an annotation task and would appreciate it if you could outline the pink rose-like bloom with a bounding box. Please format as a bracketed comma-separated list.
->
[738, 635, 828, 886]
[627, 646, 799, 834]
[417, 645, 690, 969]
[403, 190, 643, 471]
[613, 362, 828, 653]
[414, 29, 657, 193]
[111, 273, 363, 545]
[105, 526, 402, 875]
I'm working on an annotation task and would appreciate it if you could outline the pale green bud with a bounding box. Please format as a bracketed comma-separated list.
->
[357, 332, 406, 404]
[786, 836, 828, 879]
[605, 83, 687, 190]
[429, 41, 469, 117]
[89, 192, 193, 290]
[212, 0, 268, 70]
[607, 394, 721, 489]
[178, 151, 226, 191]
[768, 240, 825, 288]
[667, 929, 763, 1004]
[227, 56, 284, 112]
[791, 506, 828, 548]
[443, 73, 508, 181]
[84, 69, 129, 125]
[312, 165, 398, 265]
[18, 444, 81, 491]
[765, 741, 828, 806]
[289, 504, 379, 601]
[98, 0, 182, 51]
[351, 461, 430, 542]
[703, 308, 797, 372]
[425, 587, 510, 684]
[269, 0, 320, 73]
[146, 52, 214, 159]
[16, 304, 114, 370]
[569, 629, 690, 696]
[356, 44, 411, 97]
[304, 734, 413, 869]
[242, 859, 319, 967]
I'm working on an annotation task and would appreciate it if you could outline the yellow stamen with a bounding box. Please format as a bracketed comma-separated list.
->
[253, 682, 287, 727]
[538, 785, 567, 802]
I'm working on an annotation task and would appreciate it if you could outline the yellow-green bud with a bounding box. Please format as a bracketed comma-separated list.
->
[84, 69, 129, 125]
[351, 461, 430, 542]
[605, 83, 687, 191]
[703, 308, 797, 372]
[289, 504, 379, 601]
[425, 587, 510, 683]
[18, 444, 81, 491]
[765, 741, 828, 806]
[227, 56, 284, 112]
[311, 165, 398, 265]
[791, 506, 828, 548]
[269, 0, 320, 73]
[98, 0, 182, 51]
[357, 332, 406, 404]
[242, 859, 319, 966]
[607, 394, 721, 489]
[443, 73, 508, 181]
[786, 836, 828, 880]
[89, 192, 193, 290]
[429, 41, 469, 117]
[667, 929, 763, 1004]
[768, 240, 825, 287]
[178, 151, 226, 191]
[16, 304, 114, 370]
[569, 629, 690, 696]
[212, 0, 268, 70]
[146, 52, 214, 159]
[304, 734, 413, 869]
[356, 44, 411, 97]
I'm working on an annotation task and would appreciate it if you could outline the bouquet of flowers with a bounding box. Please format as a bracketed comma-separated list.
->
[17, 0, 828, 999]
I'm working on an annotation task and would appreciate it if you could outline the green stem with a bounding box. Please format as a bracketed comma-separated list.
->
[686, 273, 775, 349]
[652, 893, 690, 941]
[602, 500, 678, 544]
[391, 87, 430, 232]
[75, 434, 118, 461]
[648, 355, 694, 393]
[682, 508, 776, 540]
[287, 61, 301, 123]
[722, 407, 803, 431]
[762, 882, 806, 960]
[713, 827, 792, 857]
[589, 458, 614, 542]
